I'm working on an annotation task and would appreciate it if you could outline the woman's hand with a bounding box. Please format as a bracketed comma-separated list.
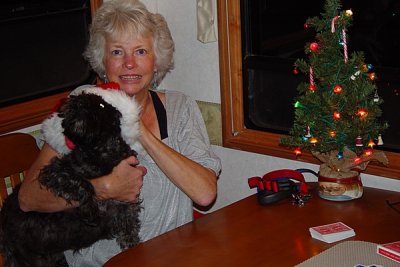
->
[19, 144, 146, 212]
[92, 156, 147, 203]
[139, 120, 217, 207]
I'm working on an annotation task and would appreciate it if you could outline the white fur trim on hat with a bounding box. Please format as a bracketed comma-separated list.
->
[41, 112, 70, 155]
[41, 86, 142, 155]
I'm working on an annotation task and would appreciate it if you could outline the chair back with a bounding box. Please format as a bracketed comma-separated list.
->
[0, 133, 40, 208]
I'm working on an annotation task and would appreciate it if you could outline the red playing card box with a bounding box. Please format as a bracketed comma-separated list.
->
[377, 241, 400, 263]
[309, 222, 355, 243]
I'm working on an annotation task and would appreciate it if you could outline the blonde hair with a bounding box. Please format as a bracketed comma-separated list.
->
[84, 0, 175, 85]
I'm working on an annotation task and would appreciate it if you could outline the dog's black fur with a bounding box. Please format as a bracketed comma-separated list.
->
[0, 93, 141, 267]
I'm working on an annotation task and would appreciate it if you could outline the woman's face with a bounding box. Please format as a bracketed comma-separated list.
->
[104, 33, 156, 97]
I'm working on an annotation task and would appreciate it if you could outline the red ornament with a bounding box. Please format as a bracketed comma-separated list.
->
[294, 147, 302, 156]
[356, 136, 363, 147]
[357, 108, 367, 117]
[333, 111, 341, 120]
[368, 72, 377, 81]
[354, 156, 362, 164]
[293, 68, 299, 75]
[333, 85, 342, 94]
[365, 149, 373, 156]
[304, 23, 309, 29]
[308, 84, 316, 92]
[309, 42, 319, 52]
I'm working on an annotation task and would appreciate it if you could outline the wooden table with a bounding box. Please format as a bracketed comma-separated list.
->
[105, 184, 400, 267]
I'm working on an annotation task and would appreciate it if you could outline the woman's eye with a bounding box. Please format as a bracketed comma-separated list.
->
[111, 49, 123, 56]
[135, 49, 147, 56]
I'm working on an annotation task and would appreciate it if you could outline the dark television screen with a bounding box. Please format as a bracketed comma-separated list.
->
[241, 0, 400, 152]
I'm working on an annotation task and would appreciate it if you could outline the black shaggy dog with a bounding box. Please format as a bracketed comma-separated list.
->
[0, 87, 142, 267]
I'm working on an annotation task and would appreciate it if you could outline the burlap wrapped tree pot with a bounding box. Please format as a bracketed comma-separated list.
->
[313, 147, 388, 201]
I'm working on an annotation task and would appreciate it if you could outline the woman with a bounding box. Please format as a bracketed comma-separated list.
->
[18, 0, 221, 265]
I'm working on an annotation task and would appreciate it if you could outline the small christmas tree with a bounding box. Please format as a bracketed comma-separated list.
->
[280, 0, 388, 178]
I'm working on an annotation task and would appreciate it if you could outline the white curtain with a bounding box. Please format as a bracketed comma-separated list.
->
[197, 0, 217, 43]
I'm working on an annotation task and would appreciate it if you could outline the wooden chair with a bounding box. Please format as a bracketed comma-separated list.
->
[0, 133, 40, 266]
[0, 133, 40, 208]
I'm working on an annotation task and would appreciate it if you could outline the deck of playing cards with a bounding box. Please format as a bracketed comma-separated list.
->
[309, 222, 355, 243]
[376, 241, 400, 263]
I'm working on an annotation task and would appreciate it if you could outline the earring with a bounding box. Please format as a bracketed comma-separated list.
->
[103, 74, 109, 83]
[151, 71, 158, 89]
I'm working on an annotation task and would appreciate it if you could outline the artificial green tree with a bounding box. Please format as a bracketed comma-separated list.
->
[280, 0, 388, 178]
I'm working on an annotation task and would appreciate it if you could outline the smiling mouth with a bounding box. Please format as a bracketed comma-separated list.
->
[120, 75, 142, 81]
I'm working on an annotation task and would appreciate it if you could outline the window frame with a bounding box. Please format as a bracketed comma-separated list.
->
[217, 0, 400, 179]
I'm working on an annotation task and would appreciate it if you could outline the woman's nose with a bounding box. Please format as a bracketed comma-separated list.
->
[124, 56, 136, 69]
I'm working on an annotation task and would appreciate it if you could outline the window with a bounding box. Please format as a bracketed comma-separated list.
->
[0, 0, 96, 107]
[217, 0, 400, 179]
[0, 0, 102, 134]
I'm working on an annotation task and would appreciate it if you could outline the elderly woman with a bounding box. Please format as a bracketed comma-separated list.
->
[18, 0, 221, 266]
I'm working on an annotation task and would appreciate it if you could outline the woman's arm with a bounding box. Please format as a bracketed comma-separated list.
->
[18, 143, 146, 212]
[139, 122, 217, 207]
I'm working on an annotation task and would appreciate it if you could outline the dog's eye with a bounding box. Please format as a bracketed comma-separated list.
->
[100, 103, 105, 108]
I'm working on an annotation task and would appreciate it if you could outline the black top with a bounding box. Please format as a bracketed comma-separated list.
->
[149, 90, 168, 140]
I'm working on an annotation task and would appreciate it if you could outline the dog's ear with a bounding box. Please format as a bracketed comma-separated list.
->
[60, 93, 122, 147]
